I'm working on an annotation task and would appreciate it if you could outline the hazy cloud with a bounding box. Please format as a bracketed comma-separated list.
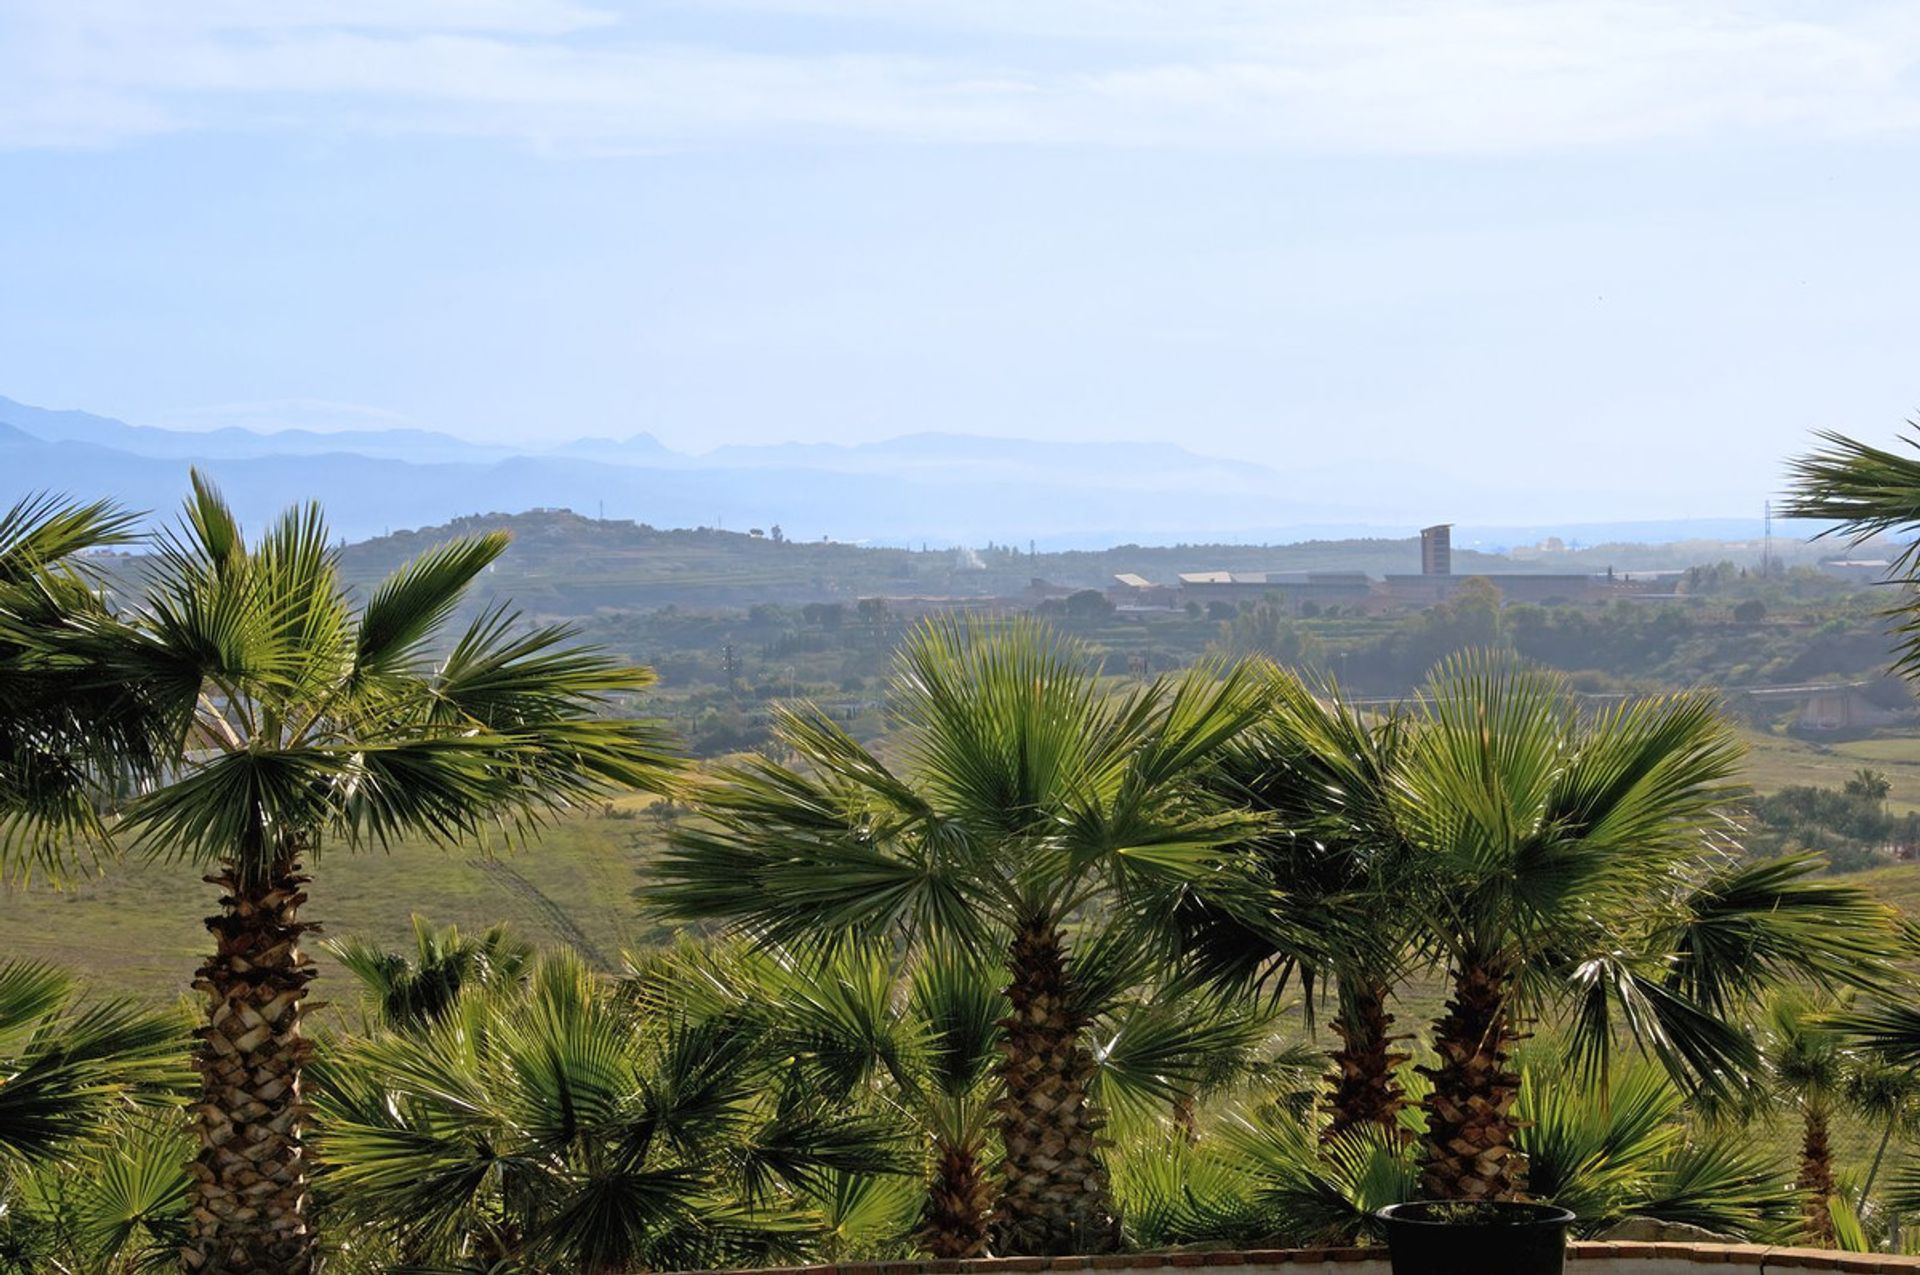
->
[4, 1, 1920, 153]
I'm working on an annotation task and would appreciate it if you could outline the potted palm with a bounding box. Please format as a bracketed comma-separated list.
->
[1376, 1200, 1576, 1275]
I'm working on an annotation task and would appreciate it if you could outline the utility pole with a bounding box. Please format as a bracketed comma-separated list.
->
[1763, 500, 1774, 577]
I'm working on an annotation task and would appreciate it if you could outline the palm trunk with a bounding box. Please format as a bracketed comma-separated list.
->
[1798, 1105, 1837, 1247]
[181, 853, 318, 1274]
[918, 1134, 994, 1259]
[1325, 976, 1409, 1142]
[1417, 962, 1525, 1201]
[989, 916, 1121, 1256]
[1171, 1092, 1200, 1144]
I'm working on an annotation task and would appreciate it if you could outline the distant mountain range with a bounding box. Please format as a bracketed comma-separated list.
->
[0, 393, 1775, 547]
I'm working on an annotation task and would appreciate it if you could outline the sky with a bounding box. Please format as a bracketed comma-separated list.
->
[4, 1, 1920, 518]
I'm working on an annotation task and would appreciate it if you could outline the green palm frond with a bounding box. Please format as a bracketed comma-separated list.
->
[0, 1110, 191, 1275]
[1881, 1160, 1920, 1215]
[0, 962, 188, 1168]
[0, 494, 149, 883]
[1785, 427, 1920, 568]
[313, 948, 880, 1270]
[1561, 953, 1757, 1101]
[1517, 1062, 1686, 1228]
[1666, 855, 1899, 1016]
[430, 604, 660, 725]
[1091, 990, 1278, 1129]
[1831, 1001, 1920, 1069]
[0, 493, 139, 588]
[1633, 1136, 1796, 1240]
[352, 532, 510, 682]
[325, 916, 534, 1032]
[1224, 1114, 1415, 1245]
[69, 1113, 193, 1272]
[888, 615, 1111, 840]
[805, 1168, 922, 1259]
[1785, 426, 1920, 676]
[907, 949, 1002, 1102]
[653, 616, 1274, 960]
[1112, 1134, 1271, 1246]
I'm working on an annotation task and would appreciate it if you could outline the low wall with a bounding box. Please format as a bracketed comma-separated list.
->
[709, 1245, 1920, 1275]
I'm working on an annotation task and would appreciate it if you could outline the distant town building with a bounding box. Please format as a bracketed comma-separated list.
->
[1108, 573, 1179, 609]
[1026, 577, 1075, 602]
[1170, 519, 1613, 612]
[1421, 524, 1453, 576]
[1819, 559, 1892, 583]
[1177, 570, 1375, 609]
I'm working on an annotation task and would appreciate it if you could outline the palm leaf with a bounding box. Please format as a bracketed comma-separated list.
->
[1784, 426, 1920, 676]
[353, 532, 509, 682]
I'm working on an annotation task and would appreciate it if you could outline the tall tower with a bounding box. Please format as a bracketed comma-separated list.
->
[1420, 524, 1453, 577]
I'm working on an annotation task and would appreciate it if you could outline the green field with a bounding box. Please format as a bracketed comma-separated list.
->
[4, 728, 1918, 1004]
[1739, 729, 1920, 811]
[0, 807, 678, 1003]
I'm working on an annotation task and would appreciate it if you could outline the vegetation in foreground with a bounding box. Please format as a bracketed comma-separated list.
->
[12, 422, 1920, 1269]
[2, 478, 678, 1272]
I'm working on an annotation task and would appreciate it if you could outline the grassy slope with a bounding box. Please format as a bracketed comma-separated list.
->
[1744, 731, 1920, 813]
[0, 805, 678, 1002]
[13, 728, 1920, 995]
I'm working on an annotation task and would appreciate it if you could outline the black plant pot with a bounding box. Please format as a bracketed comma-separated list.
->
[1375, 1201, 1575, 1275]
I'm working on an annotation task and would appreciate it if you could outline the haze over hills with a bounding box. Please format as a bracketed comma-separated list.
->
[0, 393, 1781, 547]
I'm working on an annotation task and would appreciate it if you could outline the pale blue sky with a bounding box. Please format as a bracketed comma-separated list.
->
[4, 1, 1920, 518]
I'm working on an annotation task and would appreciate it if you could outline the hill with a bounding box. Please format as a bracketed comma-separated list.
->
[314, 508, 1836, 615]
[1, 391, 1800, 547]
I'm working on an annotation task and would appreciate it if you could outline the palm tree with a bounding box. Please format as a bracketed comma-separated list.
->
[0, 961, 186, 1173]
[652, 617, 1295, 1254]
[0, 961, 189, 1275]
[324, 915, 534, 1033]
[1517, 1059, 1796, 1241]
[643, 931, 1287, 1256]
[0, 1112, 195, 1275]
[1784, 425, 1920, 672]
[903, 953, 1001, 1259]
[1392, 655, 1897, 1201]
[1750, 991, 1870, 1245]
[1845, 768, 1893, 805]
[1178, 668, 1416, 1141]
[636, 940, 1005, 1258]
[311, 951, 903, 1272]
[1115, 1058, 1793, 1249]
[1837, 997, 1920, 1245]
[0, 494, 149, 881]
[6, 475, 677, 1274]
